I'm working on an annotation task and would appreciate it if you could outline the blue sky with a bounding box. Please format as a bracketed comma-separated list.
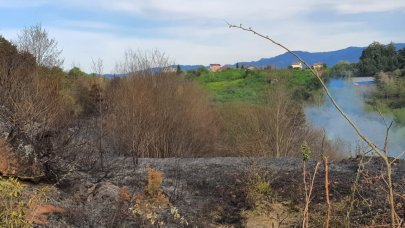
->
[1, 0, 404, 73]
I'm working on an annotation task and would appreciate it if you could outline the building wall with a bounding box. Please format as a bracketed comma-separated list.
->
[291, 64, 302, 69]
[210, 65, 221, 72]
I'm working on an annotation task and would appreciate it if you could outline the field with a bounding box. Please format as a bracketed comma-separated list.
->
[185, 68, 320, 103]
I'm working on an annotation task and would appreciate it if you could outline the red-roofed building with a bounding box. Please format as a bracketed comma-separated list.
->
[313, 63, 324, 70]
[209, 64, 221, 72]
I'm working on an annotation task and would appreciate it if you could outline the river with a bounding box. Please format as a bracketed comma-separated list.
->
[305, 77, 405, 157]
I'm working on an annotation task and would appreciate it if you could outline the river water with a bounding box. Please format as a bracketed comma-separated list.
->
[305, 77, 405, 157]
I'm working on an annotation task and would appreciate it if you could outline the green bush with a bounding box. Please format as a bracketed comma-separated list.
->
[0, 177, 30, 227]
[245, 165, 274, 211]
[0, 177, 58, 227]
[393, 108, 405, 125]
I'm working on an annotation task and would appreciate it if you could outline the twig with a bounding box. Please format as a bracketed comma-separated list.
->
[323, 156, 331, 228]
[390, 150, 405, 165]
[303, 161, 321, 228]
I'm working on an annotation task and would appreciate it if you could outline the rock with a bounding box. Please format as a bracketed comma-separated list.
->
[0, 138, 45, 181]
[0, 107, 45, 181]
[93, 182, 121, 203]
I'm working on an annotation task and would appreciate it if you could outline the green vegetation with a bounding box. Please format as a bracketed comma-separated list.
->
[327, 42, 405, 79]
[0, 177, 58, 227]
[352, 42, 405, 124]
[325, 41, 405, 124]
[185, 68, 324, 103]
[358, 42, 399, 76]
[326, 61, 358, 78]
[367, 70, 405, 124]
[196, 69, 268, 103]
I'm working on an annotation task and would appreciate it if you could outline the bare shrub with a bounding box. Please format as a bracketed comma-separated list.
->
[0, 37, 74, 134]
[106, 50, 218, 158]
[114, 49, 172, 76]
[219, 87, 340, 158]
[69, 76, 107, 117]
[0, 36, 80, 181]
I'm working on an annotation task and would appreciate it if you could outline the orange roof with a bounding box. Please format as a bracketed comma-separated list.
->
[291, 62, 302, 65]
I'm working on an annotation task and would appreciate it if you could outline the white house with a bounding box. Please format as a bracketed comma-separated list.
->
[291, 62, 303, 69]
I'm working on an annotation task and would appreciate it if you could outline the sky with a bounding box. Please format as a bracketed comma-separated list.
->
[0, 0, 404, 73]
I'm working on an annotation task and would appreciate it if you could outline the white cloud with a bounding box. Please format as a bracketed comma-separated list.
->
[1, 0, 404, 73]
[330, 0, 405, 14]
[21, 0, 318, 22]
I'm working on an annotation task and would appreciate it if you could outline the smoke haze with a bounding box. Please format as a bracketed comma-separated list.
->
[305, 78, 405, 157]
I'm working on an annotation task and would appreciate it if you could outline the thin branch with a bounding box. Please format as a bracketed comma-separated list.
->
[376, 107, 393, 154]
[390, 150, 405, 165]
[323, 155, 331, 228]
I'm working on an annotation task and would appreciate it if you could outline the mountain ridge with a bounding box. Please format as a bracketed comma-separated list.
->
[179, 43, 405, 70]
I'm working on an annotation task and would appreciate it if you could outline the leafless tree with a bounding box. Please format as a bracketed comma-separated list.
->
[91, 58, 104, 76]
[114, 49, 172, 76]
[16, 24, 64, 68]
[91, 58, 105, 170]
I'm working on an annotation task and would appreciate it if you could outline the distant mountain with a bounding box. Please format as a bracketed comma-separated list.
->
[103, 73, 126, 78]
[105, 43, 405, 74]
[176, 65, 206, 71]
[234, 43, 405, 68]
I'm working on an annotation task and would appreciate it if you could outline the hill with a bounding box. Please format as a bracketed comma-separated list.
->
[177, 64, 206, 71]
[233, 43, 405, 68]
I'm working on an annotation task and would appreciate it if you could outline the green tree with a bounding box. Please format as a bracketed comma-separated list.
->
[383, 43, 398, 72]
[398, 47, 405, 70]
[176, 64, 181, 75]
[68, 67, 88, 78]
[327, 61, 358, 78]
[358, 42, 398, 76]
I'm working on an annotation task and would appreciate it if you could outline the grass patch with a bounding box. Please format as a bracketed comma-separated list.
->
[184, 68, 321, 103]
[197, 69, 269, 103]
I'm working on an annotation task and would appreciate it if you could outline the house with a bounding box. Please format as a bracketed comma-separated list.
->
[290, 62, 303, 69]
[247, 66, 257, 70]
[313, 63, 324, 70]
[209, 64, 221, 72]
